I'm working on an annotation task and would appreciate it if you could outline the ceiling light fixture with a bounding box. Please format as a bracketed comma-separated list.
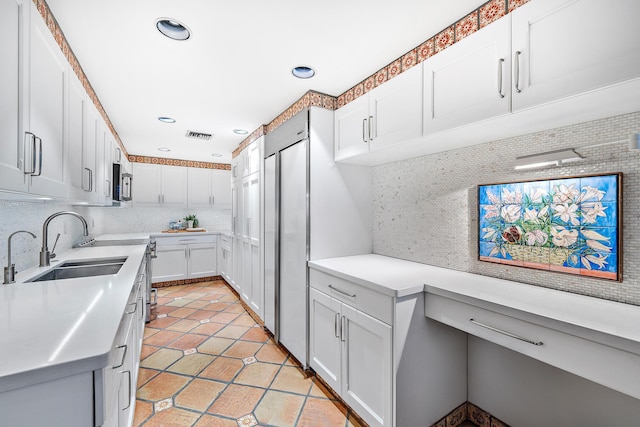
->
[211, 154, 222, 157]
[156, 18, 191, 41]
[513, 149, 583, 170]
[158, 117, 176, 123]
[233, 129, 248, 135]
[292, 66, 315, 79]
[158, 147, 171, 152]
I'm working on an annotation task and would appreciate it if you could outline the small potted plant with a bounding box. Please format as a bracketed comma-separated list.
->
[184, 214, 198, 229]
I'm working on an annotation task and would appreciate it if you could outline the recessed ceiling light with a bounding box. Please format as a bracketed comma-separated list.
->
[156, 18, 191, 41]
[158, 147, 171, 152]
[292, 66, 315, 79]
[211, 154, 222, 157]
[233, 129, 248, 135]
[158, 117, 176, 123]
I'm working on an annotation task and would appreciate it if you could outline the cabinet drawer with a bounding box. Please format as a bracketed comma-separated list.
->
[425, 293, 640, 399]
[309, 269, 393, 325]
[154, 234, 217, 246]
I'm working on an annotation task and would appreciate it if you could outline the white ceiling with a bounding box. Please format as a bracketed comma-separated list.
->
[46, 0, 487, 164]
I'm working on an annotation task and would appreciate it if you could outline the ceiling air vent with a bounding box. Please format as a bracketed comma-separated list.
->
[185, 130, 213, 140]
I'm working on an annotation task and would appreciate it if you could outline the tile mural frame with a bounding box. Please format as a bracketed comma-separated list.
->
[478, 173, 622, 281]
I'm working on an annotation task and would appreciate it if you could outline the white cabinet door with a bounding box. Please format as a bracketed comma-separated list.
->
[211, 169, 232, 207]
[424, 16, 510, 133]
[220, 245, 232, 283]
[152, 245, 187, 282]
[369, 64, 422, 151]
[187, 167, 213, 208]
[27, 5, 67, 198]
[512, 0, 640, 111]
[66, 72, 87, 201]
[231, 236, 242, 292]
[231, 151, 245, 182]
[0, 0, 28, 193]
[161, 165, 187, 207]
[342, 303, 392, 427]
[83, 102, 99, 202]
[246, 141, 261, 175]
[188, 243, 217, 278]
[132, 163, 162, 206]
[335, 95, 370, 161]
[245, 174, 260, 244]
[97, 120, 113, 205]
[309, 288, 343, 392]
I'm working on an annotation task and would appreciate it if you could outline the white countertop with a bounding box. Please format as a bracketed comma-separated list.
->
[0, 245, 147, 393]
[308, 254, 435, 297]
[94, 230, 230, 241]
[308, 254, 640, 351]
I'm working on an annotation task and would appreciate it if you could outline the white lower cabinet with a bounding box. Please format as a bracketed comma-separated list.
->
[310, 288, 392, 427]
[219, 235, 232, 284]
[309, 263, 468, 427]
[151, 234, 218, 284]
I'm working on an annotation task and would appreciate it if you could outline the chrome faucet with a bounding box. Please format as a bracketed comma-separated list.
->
[4, 230, 37, 284]
[40, 211, 89, 267]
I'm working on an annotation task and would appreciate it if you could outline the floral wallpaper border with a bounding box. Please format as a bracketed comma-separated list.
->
[128, 155, 231, 171]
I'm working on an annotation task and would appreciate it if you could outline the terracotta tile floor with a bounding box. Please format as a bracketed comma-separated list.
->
[134, 279, 366, 427]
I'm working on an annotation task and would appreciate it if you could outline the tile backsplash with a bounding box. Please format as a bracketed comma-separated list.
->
[372, 111, 640, 305]
[0, 201, 230, 277]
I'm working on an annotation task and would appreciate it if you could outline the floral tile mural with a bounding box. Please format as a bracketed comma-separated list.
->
[478, 173, 621, 281]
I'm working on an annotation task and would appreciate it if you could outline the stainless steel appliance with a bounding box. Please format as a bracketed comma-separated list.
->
[76, 236, 156, 322]
[112, 163, 132, 202]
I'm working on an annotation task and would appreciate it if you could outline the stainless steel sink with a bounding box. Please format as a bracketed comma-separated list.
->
[27, 257, 127, 282]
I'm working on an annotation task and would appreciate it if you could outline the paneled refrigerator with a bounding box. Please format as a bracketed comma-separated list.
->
[264, 107, 372, 368]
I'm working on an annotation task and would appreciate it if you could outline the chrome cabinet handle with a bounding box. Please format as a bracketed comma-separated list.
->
[32, 136, 43, 177]
[115, 147, 121, 162]
[362, 118, 367, 143]
[497, 58, 505, 98]
[334, 313, 341, 338]
[340, 316, 346, 342]
[23, 132, 36, 175]
[328, 284, 356, 298]
[89, 169, 93, 191]
[514, 51, 522, 93]
[112, 344, 127, 369]
[122, 370, 132, 410]
[470, 318, 543, 346]
[125, 302, 137, 314]
[368, 115, 374, 141]
[151, 288, 158, 305]
[83, 168, 91, 191]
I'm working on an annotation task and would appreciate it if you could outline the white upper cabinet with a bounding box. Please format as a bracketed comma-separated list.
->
[0, 0, 28, 193]
[335, 64, 423, 162]
[511, 0, 640, 111]
[187, 168, 231, 209]
[133, 163, 187, 207]
[27, 3, 67, 198]
[424, 16, 511, 133]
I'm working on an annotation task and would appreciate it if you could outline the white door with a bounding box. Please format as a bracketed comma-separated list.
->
[342, 304, 392, 427]
[0, 0, 28, 193]
[188, 243, 217, 278]
[309, 288, 343, 392]
[161, 165, 187, 207]
[369, 63, 423, 151]
[424, 16, 510, 133]
[132, 163, 161, 206]
[211, 169, 232, 207]
[512, 0, 640, 111]
[187, 168, 212, 208]
[334, 95, 370, 161]
[28, 6, 67, 198]
[151, 245, 187, 283]
[278, 140, 308, 366]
